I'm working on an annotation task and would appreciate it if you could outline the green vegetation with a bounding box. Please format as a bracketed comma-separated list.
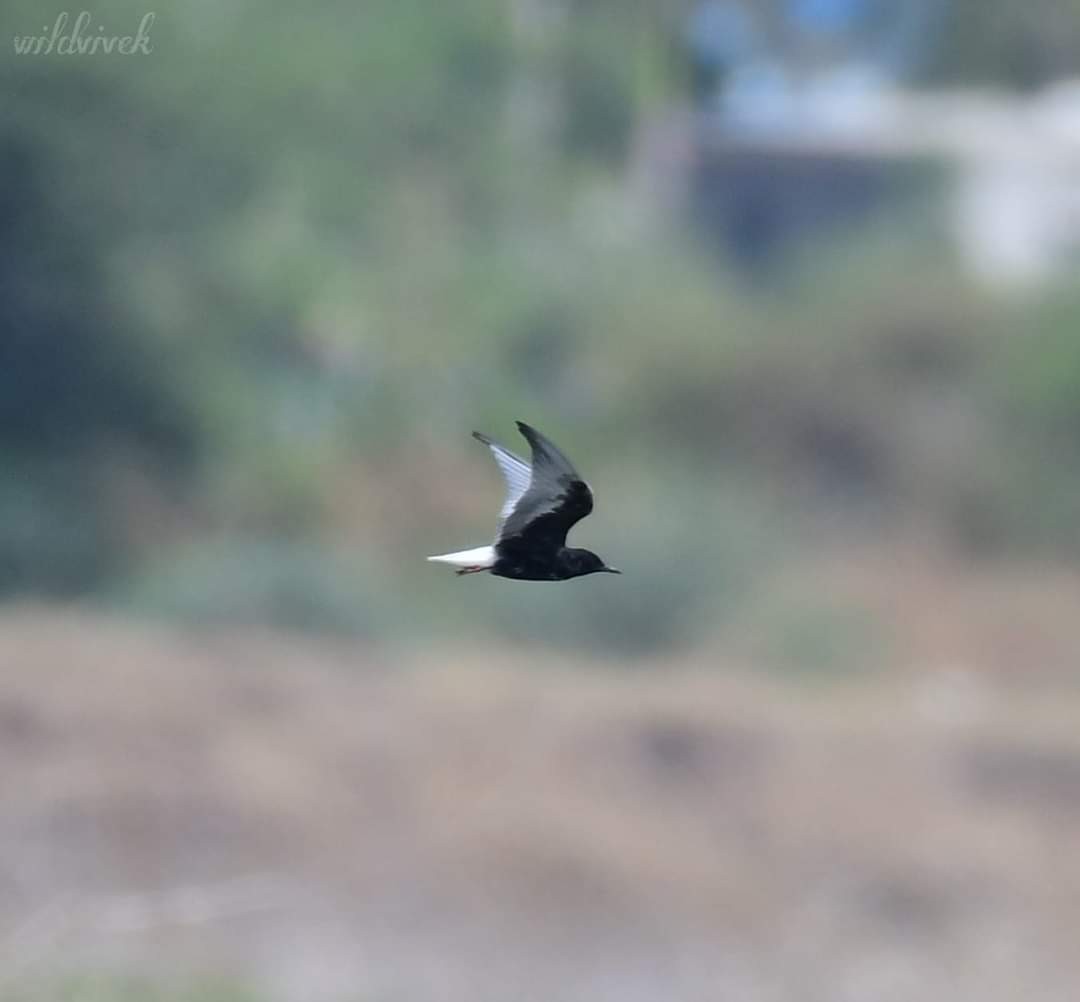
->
[3, 0, 1080, 657]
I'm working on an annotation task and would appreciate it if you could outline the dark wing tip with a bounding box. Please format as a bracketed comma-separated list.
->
[471, 430, 493, 446]
[514, 421, 584, 482]
[516, 421, 546, 450]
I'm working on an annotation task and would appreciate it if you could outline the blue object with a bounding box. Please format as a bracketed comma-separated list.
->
[789, 0, 868, 33]
[686, 0, 759, 68]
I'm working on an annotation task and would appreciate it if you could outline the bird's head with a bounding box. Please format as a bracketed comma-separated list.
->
[561, 548, 621, 578]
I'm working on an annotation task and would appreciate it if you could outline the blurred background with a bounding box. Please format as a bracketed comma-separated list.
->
[3, 0, 1080, 999]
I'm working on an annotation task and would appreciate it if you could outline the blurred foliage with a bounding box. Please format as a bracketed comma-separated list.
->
[2, 0, 1080, 656]
[928, 0, 1080, 88]
[115, 539, 393, 638]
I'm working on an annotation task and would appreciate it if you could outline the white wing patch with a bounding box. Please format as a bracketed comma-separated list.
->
[483, 441, 532, 532]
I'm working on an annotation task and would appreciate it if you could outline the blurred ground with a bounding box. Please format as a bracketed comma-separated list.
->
[2, 589, 1079, 1002]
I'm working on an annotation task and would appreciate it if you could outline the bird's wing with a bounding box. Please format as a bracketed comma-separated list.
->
[472, 430, 533, 533]
[497, 421, 593, 547]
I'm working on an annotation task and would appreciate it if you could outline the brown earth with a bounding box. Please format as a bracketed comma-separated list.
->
[0, 604, 1078, 1001]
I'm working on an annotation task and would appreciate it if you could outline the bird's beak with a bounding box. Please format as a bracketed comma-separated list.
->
[604, 566, 621, 574]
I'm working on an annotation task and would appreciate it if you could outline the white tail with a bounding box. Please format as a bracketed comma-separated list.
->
[426, 545, 495, 570]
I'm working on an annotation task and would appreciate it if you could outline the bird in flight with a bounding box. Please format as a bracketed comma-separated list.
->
[427, 421, 620, 581]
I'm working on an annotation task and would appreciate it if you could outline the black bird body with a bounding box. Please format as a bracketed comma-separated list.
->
[493, 480, 596, 580]
[427, 422, 619, 581]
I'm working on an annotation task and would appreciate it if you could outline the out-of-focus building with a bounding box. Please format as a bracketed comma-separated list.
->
[679, 0, 1080, 286]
